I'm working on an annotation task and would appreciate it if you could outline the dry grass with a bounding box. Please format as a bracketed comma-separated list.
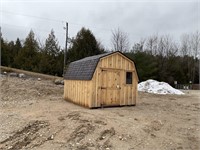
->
[0, 66, 63, 80]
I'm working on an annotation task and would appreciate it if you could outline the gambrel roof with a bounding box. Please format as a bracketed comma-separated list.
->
[64, 51, 136, 80]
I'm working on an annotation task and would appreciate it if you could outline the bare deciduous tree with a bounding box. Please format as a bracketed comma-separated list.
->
[180, 31, 200, 83]
[111, 28, 130, 52]
[156, 35, 178, 57]
[145, 35, 158, 55]
[180, 31, 200, 58]
[180, 34, 190, 56]
[190, 31, 200, 83]
[191, 31, 200, 58]
[133, 39, 146, 52]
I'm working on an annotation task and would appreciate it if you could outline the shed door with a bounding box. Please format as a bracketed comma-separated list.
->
[100, 69, 121, 106]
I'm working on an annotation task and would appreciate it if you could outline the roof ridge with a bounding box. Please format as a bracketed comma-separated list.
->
[71, 51, 113, 63]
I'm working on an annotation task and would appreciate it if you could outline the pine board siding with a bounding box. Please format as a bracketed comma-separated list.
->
[64, 51, 138, 108]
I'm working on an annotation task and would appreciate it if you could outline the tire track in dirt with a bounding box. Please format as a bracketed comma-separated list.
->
[96, 127, 115, 149]
[67, 123, 95, 149]
[68, 123, 95, 143]
[0, 120, 49, 150]
[64, 111, 116, 150]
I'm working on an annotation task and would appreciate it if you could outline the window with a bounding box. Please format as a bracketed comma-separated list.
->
[126, 72, 132, 84]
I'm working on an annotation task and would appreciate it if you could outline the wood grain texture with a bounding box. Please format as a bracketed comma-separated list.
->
[64, 52, 138, 108]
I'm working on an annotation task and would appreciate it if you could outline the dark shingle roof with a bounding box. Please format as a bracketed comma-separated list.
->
[64, 52, 113, 80]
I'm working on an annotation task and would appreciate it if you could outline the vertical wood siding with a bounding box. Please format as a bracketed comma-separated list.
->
[64, 80, 92, 107]
[64, 52, 138, 108]
[92, 53, 138, 107]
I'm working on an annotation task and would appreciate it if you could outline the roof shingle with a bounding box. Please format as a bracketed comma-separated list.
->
[64, 52, 112, 80]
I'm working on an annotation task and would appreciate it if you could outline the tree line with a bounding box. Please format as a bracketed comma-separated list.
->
[1, 27, 199, 85]
[1, 28, 104, 77]
[1, 30, 64, 76]
[126, 32, 199, 85]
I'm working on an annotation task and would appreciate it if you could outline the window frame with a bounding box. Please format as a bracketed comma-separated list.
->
[126, 71, 133, 85]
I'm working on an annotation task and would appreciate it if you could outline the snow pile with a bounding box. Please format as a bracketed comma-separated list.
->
[138, 79, 184, 95]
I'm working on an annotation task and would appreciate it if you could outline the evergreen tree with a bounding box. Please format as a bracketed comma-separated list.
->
[44, 29, 60, 57]
[15, 38, 22, 55]
[15, 30, 39, 71]
[13, 38, 22, 68]
[67, 27, 104, 63]
[39, 29, 62, 75]
[55, 50, 64, 76]
[1, 37, 10, 66]
[7, 41, 15, 67]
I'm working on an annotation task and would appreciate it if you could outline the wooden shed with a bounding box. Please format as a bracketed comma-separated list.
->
[64, 51, 138, 108]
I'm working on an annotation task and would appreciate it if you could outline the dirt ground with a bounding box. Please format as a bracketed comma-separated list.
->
[0, 75, 200, 150]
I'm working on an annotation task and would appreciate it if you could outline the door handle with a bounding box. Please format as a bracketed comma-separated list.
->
[100, 87, 106, 89]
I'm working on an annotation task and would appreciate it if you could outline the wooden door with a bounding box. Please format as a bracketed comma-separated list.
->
[100, 69, 121, 106]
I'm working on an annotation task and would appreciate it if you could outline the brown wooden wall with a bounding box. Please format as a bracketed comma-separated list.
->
[64, 80, 93, 107]
[91, 52, 138, 107]
[64, 52, 138, 108]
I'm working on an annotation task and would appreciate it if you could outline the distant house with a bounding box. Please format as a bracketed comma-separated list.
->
[64, 51, 138, 108]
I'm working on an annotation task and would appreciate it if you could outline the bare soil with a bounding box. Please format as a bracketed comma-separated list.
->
[0, 76, 200, 150]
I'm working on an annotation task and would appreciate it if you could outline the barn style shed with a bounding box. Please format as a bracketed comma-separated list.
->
[64, 51, 138, 108]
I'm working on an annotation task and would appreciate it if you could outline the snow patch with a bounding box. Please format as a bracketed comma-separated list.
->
[138, 79, 184, 95]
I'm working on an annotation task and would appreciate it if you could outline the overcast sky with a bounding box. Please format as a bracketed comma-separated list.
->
[0, 0, 199, 50]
